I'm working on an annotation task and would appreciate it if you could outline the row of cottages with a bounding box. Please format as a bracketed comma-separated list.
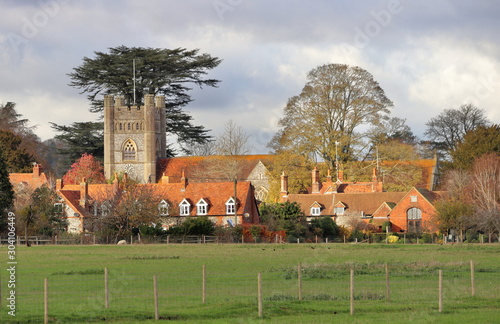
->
[56, 173, 260, 234]
[280, 167, 447, 233]
[156, 155, 274, 202]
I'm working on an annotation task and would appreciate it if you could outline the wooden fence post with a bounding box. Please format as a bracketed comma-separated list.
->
[350, 269, 354, 315]
[438, 270, 443, 312]
[202, 264, 206, 304]
[258, 273, 263, 318]
[298, 262, 302, 301]
[470, 260, 475, 297]
[385, 263, 390, 302]
[44, 278, 49, 324]
[153, 275, 159, 320]
[104, 267, 109, 309]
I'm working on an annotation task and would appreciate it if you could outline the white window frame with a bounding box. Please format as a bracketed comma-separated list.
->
[158, 200, 169, 216]
[311, 206, 321, 216]
[179, 199, 191, 216]
[225, 197, 236, 215]
[54, 202, 64, 215]
[410, 195, 418, 203]
[196, 199, 208, 216]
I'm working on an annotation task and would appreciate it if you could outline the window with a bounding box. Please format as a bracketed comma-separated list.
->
[158, 200, 169, 216]
[179, 199, 191, 216]
[127, 123, 131, 130]
[54, 203, 64, 215]
[410, 195, 418, 202]
[311, 207, 321, 216]
[407, 207, 422, 233]
[119, 123, 123, 131]
[136, 123, 140, 131]
[225, 197, 236, 215]
[123, 139, 136, 161]
[101, 202, 111, 217]
[407, 207, 422, 220]
[334, 207, 345, 215]
[196, 199, 208, 215]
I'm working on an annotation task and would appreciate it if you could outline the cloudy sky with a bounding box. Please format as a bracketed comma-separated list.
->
[1, 0, 499, 154]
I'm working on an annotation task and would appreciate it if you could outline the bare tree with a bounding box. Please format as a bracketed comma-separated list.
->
[268, 63, 393, 168]
[215, 120, 251, 156]
[92, 183, 162, 241]
[471, 153, 500, 242]
[425, 104, 490, 157]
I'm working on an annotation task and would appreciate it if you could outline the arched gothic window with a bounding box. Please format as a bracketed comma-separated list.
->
[407, 207, 422, 233]
[123, 139, 137, 161]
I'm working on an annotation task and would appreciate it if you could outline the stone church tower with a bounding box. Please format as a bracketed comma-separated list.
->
[103, 94, 166, 183]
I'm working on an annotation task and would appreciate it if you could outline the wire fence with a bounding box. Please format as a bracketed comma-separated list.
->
[1, 258, 499, 323]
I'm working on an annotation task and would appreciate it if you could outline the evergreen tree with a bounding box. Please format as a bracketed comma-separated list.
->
[68, 46, 221, 155]
[0, 130, 34, 172]
[0, 145, 15, 231]
[50, 121, 104, 168]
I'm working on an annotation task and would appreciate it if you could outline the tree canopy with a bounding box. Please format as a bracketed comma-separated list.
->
[0, 145, 14, 231]
[450, 124, 500, 170]
[62, 153, 106, 185]
[425, 103, 490, 157]
[68, 46, 222, 154]
[0, 130, 34, 173]
[50, 121, 104, 166]
[268, 64, 393, 168]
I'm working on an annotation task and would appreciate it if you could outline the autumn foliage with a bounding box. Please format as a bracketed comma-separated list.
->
[62, 153, 105, 184]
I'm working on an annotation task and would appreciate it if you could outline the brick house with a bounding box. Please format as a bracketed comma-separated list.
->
[157, 155, 274, 202]
[56, 174, 260, 234]
[9, 164, 49, 193]
[281, 168, 447, 233]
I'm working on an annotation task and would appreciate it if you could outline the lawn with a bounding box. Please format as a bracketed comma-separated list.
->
[1, 243, 499, 323]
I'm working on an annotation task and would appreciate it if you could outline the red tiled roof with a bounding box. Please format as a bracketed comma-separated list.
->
[58, 180, 257, 218]
[332, 192, 406, 215]
[9, 165, 49, 192]
[157, 155, 274, 182]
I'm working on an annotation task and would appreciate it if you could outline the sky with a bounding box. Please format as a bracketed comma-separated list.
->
[1, 0, 499, 154]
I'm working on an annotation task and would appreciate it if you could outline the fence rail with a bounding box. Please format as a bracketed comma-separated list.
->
[1, 260, 498, 323]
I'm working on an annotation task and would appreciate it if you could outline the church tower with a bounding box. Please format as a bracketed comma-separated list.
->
[103, 94, 166, 183]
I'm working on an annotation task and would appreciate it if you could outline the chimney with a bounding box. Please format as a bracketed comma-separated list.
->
[372, 167, 378, 183]
[181, 170, 187, 191]
[337, 164, 344, 182]
[113, 173, 120, 192]
[56, 179, 63, 191]
[80, 178, 88, 208]
[161, 172, 170, 184]
[123, 173, 128, 185]
[312, 167, 321, 194]
[326, 169, 332, 183]
[32, 164, 41, 178]
[280, 171, 288, 199]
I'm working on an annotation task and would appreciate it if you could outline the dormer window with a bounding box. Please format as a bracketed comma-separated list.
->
[310, 201, 322, 216]
[225, 197, 236, 215]
[179, 199, 191, 216]
[158, 200, 169, 216]
[196, 198, 209, 215]
[334, 201, 346, 215]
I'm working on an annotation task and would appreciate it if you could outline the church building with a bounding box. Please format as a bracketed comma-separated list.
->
[103, 94, 167, 183]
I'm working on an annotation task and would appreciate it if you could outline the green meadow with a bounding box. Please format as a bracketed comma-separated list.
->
[1, 243, 499, 323]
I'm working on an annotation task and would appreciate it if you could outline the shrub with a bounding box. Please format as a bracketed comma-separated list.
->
[387, 235, 399, 243]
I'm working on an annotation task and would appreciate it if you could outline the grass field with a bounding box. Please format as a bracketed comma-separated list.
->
[1, 243, 499, 323]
